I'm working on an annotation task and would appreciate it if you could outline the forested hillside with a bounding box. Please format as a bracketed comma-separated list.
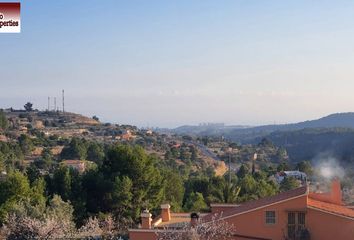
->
[254, 128, 354, 164]
[0, 108, 290, 238]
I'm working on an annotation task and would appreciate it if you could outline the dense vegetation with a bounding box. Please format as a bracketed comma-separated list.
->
[0, 127, 289, 238]
[257, 128, 354, 163]
[171, 113, 354, 167]
[1, 109, 353, 238]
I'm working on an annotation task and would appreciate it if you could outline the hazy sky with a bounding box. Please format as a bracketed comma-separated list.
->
[2, 0, 354, 127]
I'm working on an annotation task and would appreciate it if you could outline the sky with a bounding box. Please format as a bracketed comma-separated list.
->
[1, 1, 354, 128]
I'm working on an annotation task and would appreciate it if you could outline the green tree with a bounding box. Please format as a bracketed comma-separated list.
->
[0, 171, 31, 204]
[103, 145, 164, 221]
[239, 174, 258, 201]
[18, 134, 34, 155]
[48, 166, 87, 225]
[0, 111, 8, 130]
[46, 194, 75, 225]
[111, 176, 133, 219]
[0, 142, 24, 171]
[86, 142, 104, 165]
[296, 161, 313, 176]
[258, 138, 274, 148]
[26, 163, 41, 184]
[237, 164, 249, 179]
[24, 102, 33, 112]
[184, 177, 210, 202]
[180, 147, 191, 162]
[184, 192, 207, 212]
[52, 167, 72, 201]
[0, 171, 32, 223]
[162, 170, 184, 211]
[34, 147, 54, 171]
[190, 146, 198, 161]
[69, 169, 87, 225]
[277, 161, 290, 172]
[280, 176, 300, 192]
[81, 170, 107, 215]
[60, 138, 88, 160]
[256, 179, 278, 198]
[277, 147, 288, 160]
[164, 150, 172, 160]
[0, 152, 5, 171]
[29, 178, 47, 208]
[209, 181, 240, 204]
[170, 147, 179, 158]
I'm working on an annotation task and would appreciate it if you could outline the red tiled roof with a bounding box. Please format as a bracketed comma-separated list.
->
[203, 186, 308, 222]
[308, 198, 354, 219]
[232, 234, 271, 240]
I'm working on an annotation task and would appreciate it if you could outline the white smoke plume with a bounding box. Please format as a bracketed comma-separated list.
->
[312, 153, 345, 180]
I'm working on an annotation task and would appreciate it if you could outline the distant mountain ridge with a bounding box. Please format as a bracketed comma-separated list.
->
[172, 113, 354, 164]
[225, 112, 354, 142]
[171, 112, 354, 141]
[240, 112, 354, 132]
[172, 124, 249, 135]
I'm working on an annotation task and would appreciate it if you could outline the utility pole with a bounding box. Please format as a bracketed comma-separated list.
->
[252, 153, 257, 175]
[228, 147, 232, 185]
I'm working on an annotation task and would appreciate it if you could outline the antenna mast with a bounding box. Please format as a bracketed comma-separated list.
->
[48, 97, 50, 111]
[62, 89, 65, 113]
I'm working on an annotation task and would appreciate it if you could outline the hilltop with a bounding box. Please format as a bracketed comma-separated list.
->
[0, 108, 226, 176]
[5, 110, 99, 127]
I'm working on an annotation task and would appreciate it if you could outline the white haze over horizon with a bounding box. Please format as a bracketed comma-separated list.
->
[2, 1, 354, 128]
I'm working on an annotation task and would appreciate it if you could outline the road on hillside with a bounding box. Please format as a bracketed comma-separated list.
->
[184, 140, 221, 161]
[185, 140, 239, 172]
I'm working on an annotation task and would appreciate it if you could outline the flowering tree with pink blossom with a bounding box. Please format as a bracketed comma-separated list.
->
[2, 204, 128, 240]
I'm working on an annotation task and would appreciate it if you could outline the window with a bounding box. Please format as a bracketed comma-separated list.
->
[265, 211, 276, 224]
[298, 212, 305, 225]
[288, 212, 306, 240]
[288, 212, 296, 238]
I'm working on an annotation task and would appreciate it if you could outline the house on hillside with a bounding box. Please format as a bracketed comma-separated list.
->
[117, 130, 135, 141]
[129, 178, 354, 240]
[275, 170, 307, 184]
[0, 135, 8, 142]
[33, 120, 44, 129]
[19, 126, 28, 134]
[0, 171, 7, 181]
[168, 141, 181, 149]
[61, 160, 87, 173]
[50, 146, 64, 156]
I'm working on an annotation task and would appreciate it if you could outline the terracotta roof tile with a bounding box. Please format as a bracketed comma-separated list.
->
[308, 198, 354, 219]
[203, 186, 308, 222]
